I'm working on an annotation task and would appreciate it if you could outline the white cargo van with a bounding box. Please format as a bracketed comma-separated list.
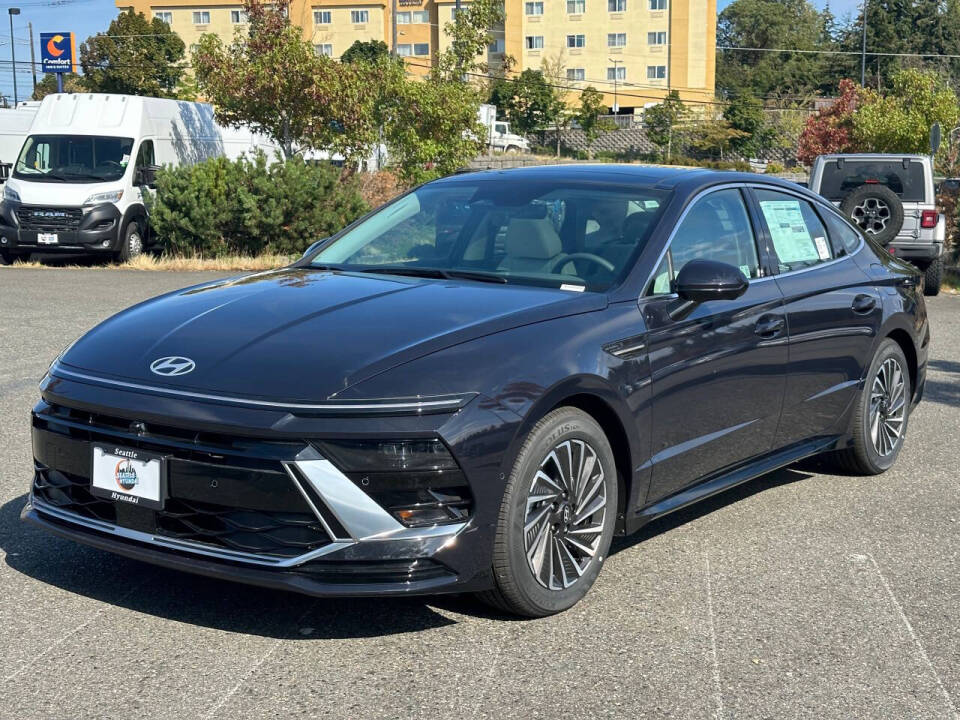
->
[0, 93, 280, 264]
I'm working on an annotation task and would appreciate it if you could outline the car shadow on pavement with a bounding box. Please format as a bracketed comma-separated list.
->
[923, 359, 960, 408]
[1, 493, 466, 638]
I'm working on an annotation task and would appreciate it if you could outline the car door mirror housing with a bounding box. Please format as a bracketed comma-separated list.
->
[135, 164, 159, 188]
[675, 259, 749, 303]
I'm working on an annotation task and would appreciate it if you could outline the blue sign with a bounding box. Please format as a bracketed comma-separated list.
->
[40, 32, 76, 74]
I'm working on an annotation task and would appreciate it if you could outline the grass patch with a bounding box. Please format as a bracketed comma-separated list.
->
[1, 253, 294, 272]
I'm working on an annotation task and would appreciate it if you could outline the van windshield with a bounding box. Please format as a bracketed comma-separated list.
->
[13, 134, 135, 183]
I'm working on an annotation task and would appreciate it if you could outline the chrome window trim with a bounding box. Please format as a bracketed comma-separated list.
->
[639, 181, 865, 302]
[48, 364, 471, 414]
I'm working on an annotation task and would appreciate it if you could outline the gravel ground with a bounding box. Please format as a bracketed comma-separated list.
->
[0, 268, 958, 720]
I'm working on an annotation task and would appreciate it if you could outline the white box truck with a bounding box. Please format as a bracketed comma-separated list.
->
[478, 104, 530, 154]
[0, 93, 280, 264]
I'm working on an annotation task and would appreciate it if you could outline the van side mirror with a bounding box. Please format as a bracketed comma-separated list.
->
[669, 259, 749, 320]
[135, 164, 159, 188]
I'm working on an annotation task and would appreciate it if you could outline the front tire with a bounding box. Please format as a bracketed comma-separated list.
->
[478, 407, 618, 617]
[114, 220, 144, 263]
[832, 338, 911, 475]
[923, 256, 943, 296]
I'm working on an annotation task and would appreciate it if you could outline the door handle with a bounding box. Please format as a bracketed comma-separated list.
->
[755, 315, 785, 338]
[852, 294, 877, 314]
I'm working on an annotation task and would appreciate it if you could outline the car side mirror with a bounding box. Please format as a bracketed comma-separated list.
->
[669, 259, 749, 320]
[135, 164, 159, 188]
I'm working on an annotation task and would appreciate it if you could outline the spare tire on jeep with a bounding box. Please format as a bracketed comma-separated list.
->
[839, 184, 904, 245]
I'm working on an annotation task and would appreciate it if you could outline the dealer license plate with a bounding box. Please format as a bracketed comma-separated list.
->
[90, 445, 165, 510]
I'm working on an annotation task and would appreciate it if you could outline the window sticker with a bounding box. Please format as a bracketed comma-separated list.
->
[813, 235, 830, 260]
[758, 200, 819, 264]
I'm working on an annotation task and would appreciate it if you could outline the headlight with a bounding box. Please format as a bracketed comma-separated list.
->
[4, 185, 20, 202]
[314, 439, 473, 527]
[83, 190, 123, 205]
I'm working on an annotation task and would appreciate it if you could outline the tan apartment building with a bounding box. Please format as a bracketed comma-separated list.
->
[117, 0, 714, 111]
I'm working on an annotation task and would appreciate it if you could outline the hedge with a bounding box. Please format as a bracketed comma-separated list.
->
[149, 154, 370, 257]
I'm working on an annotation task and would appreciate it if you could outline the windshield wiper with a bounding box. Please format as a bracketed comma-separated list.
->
[356, 266, 508, 284]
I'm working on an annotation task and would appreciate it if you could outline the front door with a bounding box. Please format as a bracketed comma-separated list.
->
[642, 187, 788, 505]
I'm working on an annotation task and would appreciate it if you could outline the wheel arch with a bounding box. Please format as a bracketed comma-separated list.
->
[885, 327, 918, 400]
[120, 203, 149, 244]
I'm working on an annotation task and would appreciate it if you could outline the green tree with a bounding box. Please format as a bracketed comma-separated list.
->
[853, 68, 960, 153]
[32, 73, 84, 100]
[724, 92, 774, 158]
[645, 90, 687, 163]
[690, 114, 749, 160]
[540, 53, 571, 156]
[575, 86, 608, 159]
[80, 11, 185, 97]
[341, 39, 391, 64]
[492, 69, 556, 135]
[438, 0, 505, 77]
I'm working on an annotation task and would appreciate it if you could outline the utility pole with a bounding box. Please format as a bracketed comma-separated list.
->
[609, 58, 621, 114]
[391, 0, 397, 56]
[28, 21, 36, 93]
[860, 0, 867, 86]
[8, 8, 20, 106]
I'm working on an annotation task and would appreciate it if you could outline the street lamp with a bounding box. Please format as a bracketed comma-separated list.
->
[8, 8, 20, 106]
[609, 57, 622, 114]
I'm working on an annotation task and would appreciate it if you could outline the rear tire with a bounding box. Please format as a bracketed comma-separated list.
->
[923, 255, 943, 296]
[830, 338, 911, 475]
[477, 407, 618, 617]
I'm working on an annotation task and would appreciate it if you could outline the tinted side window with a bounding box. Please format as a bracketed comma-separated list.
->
[822, 211, 862, 256]
[136, 139, 155, 167]
[755, 189, 834, 273]
[647, 188, 759, 295]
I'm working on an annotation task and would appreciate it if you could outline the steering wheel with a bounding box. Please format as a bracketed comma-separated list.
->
[547, 252, 616, 274]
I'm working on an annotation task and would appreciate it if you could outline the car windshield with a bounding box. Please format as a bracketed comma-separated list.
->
[309, 180, 669, 292]
[13, 134, 135, 183]
[819, 160, 926, 202]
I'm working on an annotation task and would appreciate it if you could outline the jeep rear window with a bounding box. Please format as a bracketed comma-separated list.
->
[819, 160, 926, 202]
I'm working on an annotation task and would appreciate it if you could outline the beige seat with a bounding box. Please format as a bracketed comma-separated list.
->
[498, 218, 566, 274]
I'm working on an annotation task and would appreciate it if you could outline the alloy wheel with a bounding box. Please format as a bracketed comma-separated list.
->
[523, 439, 608, 590]
[870, 357, 906, 457]
[851, 197, 891, 235]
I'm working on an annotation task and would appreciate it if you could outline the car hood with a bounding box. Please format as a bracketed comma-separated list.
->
[58, 268, 605, 402]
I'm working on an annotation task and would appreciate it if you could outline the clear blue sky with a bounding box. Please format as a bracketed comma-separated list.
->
[0, 0, 862, 103]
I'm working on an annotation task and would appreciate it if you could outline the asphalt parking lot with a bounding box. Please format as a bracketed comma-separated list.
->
[1, 267, 958, 720]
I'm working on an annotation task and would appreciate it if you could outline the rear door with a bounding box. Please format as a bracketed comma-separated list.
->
[641, 187, 788, 505]
[750, 187, 882, 448]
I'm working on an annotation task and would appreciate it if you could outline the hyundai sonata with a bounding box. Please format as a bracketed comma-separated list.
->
[22, 165, 928, 616]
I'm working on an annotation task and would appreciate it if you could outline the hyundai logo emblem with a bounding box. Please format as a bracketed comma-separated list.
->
[149, 356, 196, 377]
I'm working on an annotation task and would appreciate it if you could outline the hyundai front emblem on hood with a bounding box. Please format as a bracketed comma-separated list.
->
[149, 356, 196, 377]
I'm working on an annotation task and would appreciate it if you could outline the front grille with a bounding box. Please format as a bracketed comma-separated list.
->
[33, 403, 334, 560]
[17, 207, 82, 231]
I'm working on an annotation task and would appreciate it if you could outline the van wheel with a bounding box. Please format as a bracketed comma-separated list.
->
[923, 256, 943, 296]
[477, 407, 618, 617]
[830, 338, 911, 475]
[115, 221, 143, 263]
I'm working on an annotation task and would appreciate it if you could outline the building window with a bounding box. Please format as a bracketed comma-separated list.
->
[191, 10, 210, 24]
[649, 0, 667, 8]
[608, 65, 626, 80]
[396, 44, 412, 56]
[566, 34, 586, 48]
[648, 31, 667, 44]
[489, 38, 506, 53]
[525, 35, 544, 49]
[607, 33, 626, 47]
[566, 68, 585, 81]
[396, 10, 411, 23]
[608, 0, 626, 10]
[154, 11, 173, 24]
[412, 9, 429, 21]
[451, 6, 462, 18]
[567, 0, 586, 12]
[313, 9, 331, 23]
[526, 1, 544, 14]
[350, 9, 369, 23]
[314, 43, 333, 57]
[646, 64, 667, 79]
[414, 42, 429, 55]
[230, 9, 248, 23]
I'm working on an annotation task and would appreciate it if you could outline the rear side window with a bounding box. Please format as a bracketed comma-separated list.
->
[755, 189, 834, 272]
[818, 160, 926, 202]
[647, 188, 760, 295]
[822, 211, 862, 256]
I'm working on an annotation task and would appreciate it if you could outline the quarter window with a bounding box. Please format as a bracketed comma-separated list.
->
[755, 189, 834, 272]
[648, 189, 760, 295]
[822, 209, 863, 256]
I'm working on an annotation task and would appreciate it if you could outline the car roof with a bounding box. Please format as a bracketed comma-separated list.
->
[815, 153, 930, 161]
[434, 163, 826, 205]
